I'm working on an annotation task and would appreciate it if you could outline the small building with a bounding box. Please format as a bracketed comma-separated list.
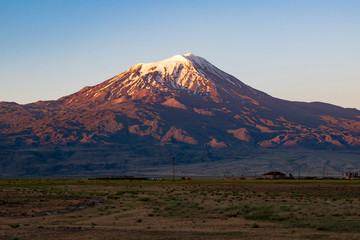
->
[342, 172, 360, 180]
[262, 171, 286, 179]
[181, 177, 191, 180]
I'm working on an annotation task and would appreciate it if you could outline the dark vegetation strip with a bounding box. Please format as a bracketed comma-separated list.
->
[1, 179, 360, 188]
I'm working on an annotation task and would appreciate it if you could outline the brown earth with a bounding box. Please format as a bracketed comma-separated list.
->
[1, 179, 360, 239]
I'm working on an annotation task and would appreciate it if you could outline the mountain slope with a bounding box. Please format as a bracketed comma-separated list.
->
[0, 53, 360, 176]
[58, 53, 268, 106]
[1, 53, 359, 148]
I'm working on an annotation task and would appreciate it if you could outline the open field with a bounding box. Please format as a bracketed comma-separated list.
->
[1, 179, 360, 239]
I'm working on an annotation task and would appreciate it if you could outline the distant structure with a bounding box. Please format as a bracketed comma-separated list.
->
[262, 171, 286, 179]
[342, 171, 360, 180]
[181, 177, 191, 180]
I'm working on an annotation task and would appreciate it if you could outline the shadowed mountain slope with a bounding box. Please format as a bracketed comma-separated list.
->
[0, 54, 359, 176]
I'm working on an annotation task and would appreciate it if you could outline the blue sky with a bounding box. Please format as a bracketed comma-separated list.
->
[1, 0, 359, 109]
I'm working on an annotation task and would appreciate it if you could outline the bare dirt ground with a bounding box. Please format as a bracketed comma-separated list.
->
[1, 179, 360, 240]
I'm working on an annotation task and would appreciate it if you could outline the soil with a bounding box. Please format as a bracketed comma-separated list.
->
[1, 179, 360, 239]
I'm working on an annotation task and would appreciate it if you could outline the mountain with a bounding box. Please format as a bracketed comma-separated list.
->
[0, 53, 360, 176]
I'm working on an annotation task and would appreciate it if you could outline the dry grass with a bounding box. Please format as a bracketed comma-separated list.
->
[1, 179, 360, 239]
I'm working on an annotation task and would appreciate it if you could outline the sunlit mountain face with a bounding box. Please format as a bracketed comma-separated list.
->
[1, 54, 360, 176]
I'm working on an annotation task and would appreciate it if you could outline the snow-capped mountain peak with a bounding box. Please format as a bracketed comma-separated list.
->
[136, 54, 193, 75]
[123, 53, 223, 101]
[132, 53, 252, 96]
[60, 53, 266, 105]
[137, 53, 205, 68]
[182, 53, 211, 68]
[4, 53, 360, 158]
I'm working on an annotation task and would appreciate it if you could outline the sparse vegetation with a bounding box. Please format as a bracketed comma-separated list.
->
[1, 179, 360, 239]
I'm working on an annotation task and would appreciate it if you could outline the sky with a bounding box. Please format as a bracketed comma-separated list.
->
[1, 0, 359, 109]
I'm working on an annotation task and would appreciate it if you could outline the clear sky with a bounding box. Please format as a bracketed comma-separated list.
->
[1, 0, 359, 109]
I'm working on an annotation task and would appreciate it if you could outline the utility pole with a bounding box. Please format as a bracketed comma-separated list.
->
[172, 156, 175, 181]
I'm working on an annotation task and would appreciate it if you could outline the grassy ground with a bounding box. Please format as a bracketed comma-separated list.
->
[1, 179, 360, 239]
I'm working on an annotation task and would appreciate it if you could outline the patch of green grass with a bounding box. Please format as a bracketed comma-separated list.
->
[12, 235, 19, 240]
[50, 220, 73, 225]
[9, 224, 20, 229]
[1, 179, 360, 189]
[115, 213, 133, 219]
[138, 197, 150, 202]
[242, 205, 291, 221]
[252, 223, 259, 228]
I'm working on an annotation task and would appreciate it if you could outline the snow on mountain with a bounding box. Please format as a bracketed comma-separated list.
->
[2, 53, 360, 151]
[134, 53, 218, 95]
[136, 53, 246, 90]
[60, 53, 268, 105]
[2, 53, 360, 177]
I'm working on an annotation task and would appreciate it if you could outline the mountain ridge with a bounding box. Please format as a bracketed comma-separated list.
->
[0, 53, 360, 176]
[1, 53, 360, 148]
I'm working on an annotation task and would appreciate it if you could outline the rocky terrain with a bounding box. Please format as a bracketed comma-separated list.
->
[0, 53, 359, 176]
